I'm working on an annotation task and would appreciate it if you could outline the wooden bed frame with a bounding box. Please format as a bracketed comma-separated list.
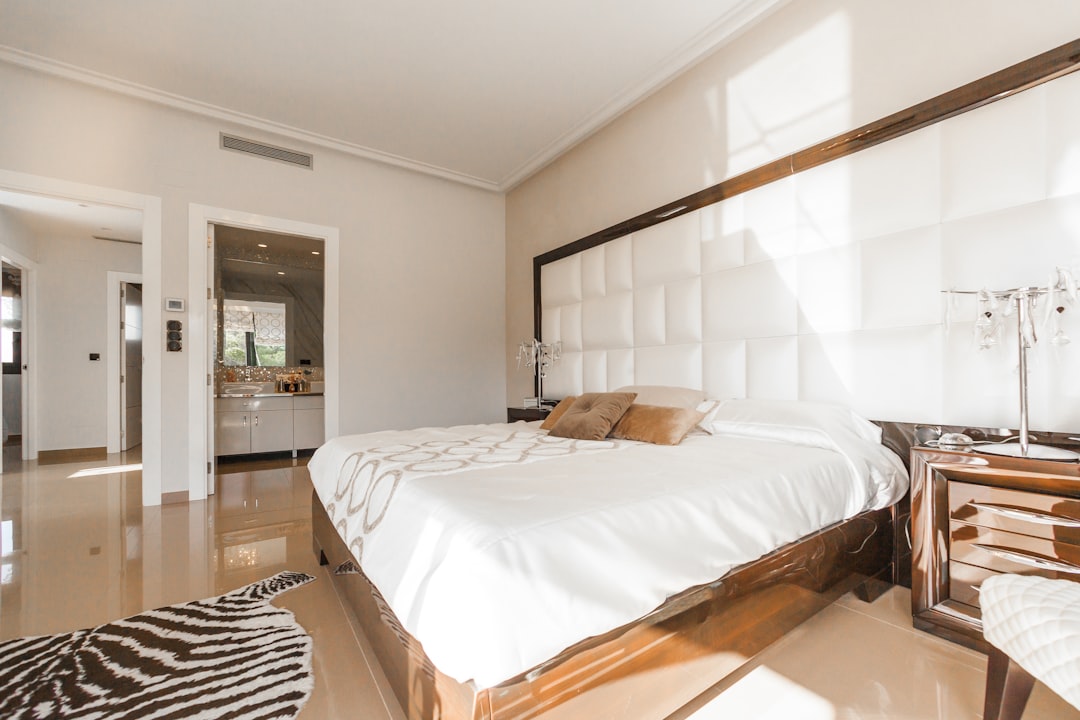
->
[312, 491, 895, 720]
[310, 420, 1080, 719]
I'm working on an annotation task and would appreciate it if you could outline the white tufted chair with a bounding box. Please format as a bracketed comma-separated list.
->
[980, 574, 1080, 720]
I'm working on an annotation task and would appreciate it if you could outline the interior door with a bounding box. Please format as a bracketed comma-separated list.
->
[206, 223, 216, 495]
[121, 283, 143, 451]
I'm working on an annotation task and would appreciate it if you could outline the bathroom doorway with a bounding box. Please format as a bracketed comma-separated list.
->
[207, 223, 326, 489]
[189, 203, 339, 502]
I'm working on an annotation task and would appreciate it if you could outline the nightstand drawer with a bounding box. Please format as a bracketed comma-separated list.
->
[949, 480, 1080, 544]
[949, 560, 998, 609]
[950, 522, 1080, 578]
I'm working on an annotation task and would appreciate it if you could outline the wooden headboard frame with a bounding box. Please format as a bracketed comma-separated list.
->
[532, 38, 1080, 343]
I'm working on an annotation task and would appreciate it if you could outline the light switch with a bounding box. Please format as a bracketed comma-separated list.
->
[166, 320, 183, 352]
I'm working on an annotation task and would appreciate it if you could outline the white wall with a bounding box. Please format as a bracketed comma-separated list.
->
[0, 206, 40, 262]
[33, 233, 140, 451]
[506, 0, 1080, 426]
[0, 62, 506, 494]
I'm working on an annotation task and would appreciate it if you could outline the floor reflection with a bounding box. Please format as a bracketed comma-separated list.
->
[0, 449, 401, 720]
[0, 448, 319, 636]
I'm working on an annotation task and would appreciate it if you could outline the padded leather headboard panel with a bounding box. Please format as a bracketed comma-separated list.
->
[540, 70, 1080, 432]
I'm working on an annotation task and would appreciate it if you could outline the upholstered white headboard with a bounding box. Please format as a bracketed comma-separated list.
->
[539, 67, 1080, 432]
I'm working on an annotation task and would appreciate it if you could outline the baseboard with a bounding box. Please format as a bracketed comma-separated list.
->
[38, 446, 108, 465]
[161, 491, 189, 505]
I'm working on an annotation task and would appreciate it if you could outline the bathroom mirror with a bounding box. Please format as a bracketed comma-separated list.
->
[213, 225, 325, 369]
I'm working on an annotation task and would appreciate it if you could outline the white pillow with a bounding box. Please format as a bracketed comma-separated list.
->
[690, 399, 723, 435]
[709, 398, 908, 509]
[709, 398, 882, 444]
[613, 385, 706, 410]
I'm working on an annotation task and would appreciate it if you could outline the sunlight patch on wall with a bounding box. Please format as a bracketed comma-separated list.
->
[719, 11, 854, 339]
[1048, 67, 1080, 198]
[726, 12, 852, 179]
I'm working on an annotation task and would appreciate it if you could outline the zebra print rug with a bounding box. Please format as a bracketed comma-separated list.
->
[0, 571, 316, 719]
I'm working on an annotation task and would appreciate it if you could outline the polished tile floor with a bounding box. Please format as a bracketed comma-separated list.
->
[0, 450, 404, 720]
[1, 450, 1077, 719]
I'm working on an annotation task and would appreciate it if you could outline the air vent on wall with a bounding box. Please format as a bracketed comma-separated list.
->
[219, 133, 314, 170]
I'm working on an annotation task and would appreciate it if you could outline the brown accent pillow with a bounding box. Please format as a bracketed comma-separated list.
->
[609, 403, 707, 446]
[540, 396, 577, 430]
[547, 392, 637, 441]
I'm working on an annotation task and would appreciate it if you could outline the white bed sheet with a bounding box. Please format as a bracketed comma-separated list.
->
[309, 421, 907, 689]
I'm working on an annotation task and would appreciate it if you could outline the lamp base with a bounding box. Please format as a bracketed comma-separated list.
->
[976, 442, 1080, 462]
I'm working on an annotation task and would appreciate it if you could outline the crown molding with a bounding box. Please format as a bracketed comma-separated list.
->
[0, 45, 502, 193]
[0, 0, 786, 195]
[498, 0, 789, 191]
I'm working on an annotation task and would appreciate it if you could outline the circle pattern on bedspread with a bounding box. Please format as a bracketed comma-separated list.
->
[326, 429, 619, 561]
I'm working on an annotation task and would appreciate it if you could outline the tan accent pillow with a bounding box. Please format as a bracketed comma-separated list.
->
[540, 396, 577, 430]
[609, 403, 707, 445]
[547, 392, 637, 441]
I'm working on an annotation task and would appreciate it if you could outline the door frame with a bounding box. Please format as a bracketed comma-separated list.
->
[107, 271, 143, 453]
[187, 204, 339, 501]
[0, 245, 37, 467]
[0, 170, 162, 505]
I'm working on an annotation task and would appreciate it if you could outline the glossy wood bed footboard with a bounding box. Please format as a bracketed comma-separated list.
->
[312, 494, 893, 720]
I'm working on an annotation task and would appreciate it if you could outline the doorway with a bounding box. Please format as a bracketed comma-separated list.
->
[0, 169, 162, 505]
[188, 203, 340, 503]
[209, 225, 325, 484]
[0, 189, 143, 468]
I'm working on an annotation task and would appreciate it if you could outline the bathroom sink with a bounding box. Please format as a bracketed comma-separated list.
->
[220, 383, 267, 396]
[219, 380, 321, 396]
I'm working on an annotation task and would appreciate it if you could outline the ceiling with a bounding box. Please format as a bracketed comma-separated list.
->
[0, 189, 143, 244]
[215, 224, 325, 283]
[0, 0, 786, 191]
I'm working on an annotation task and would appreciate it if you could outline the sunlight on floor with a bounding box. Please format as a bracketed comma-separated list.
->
[690, 666, 835, 719]
[67, 463, 143, 478]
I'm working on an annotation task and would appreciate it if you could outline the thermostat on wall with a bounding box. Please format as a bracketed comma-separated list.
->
[165, 298, 185, 312]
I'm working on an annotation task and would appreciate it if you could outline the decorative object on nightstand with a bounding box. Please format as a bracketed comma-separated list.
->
[943, 267, 1080, 461]
[515, 338, 561, 409]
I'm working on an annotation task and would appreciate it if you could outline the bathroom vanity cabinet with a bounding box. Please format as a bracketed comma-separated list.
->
[292, 395, 326, 451]
[215, 394, 324, 456]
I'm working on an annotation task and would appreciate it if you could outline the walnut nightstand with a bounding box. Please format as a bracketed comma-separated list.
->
[507, 407, 551, 423]
[910, 446, 1080, 652]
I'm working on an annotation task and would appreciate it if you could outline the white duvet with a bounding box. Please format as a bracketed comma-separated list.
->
[309, 415, 907, 689]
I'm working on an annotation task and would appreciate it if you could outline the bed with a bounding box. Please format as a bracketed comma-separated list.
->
[305, 41, 1080, 718]
[309, 395, 908, 719]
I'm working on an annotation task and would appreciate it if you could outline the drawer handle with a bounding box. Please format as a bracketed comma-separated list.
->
[968, 502, 1080, 528]
[973, 543, 1080, 574]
